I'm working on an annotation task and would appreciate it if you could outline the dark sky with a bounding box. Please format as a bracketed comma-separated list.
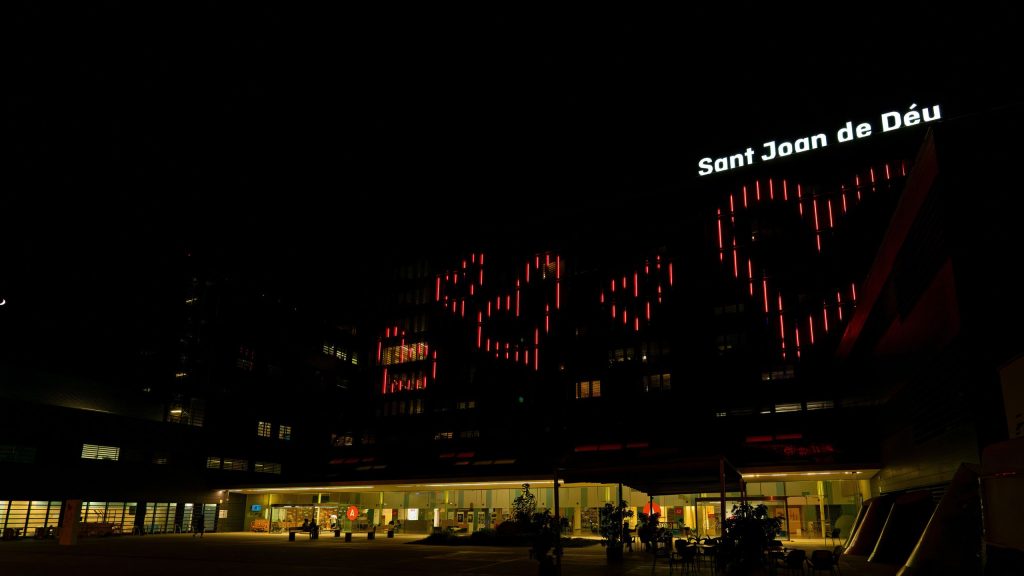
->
[3, 2, 1022, 367]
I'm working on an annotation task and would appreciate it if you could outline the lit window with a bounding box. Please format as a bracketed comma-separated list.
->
[381, 342, 429, 365]
[81, 444, 119, 461]
[433, 431, 454, 441]
[643, 373, 672, 392]
[221, 458, 248, 472]
[457, 400, 476, 410]
[279, 425, 292, 440]
[206, 456, 221, 469]
[460, 430, 480, 439]
[153, 454, 168, 465]
[255, 461, 281, 474]
[0, 445, 36, 463]
[237, 346, 254, 371]
[775, 403, 802, 413]
[257, 421, 271, 437]
[806, 400, 834, 411]
[575, 380, 602, 399]
[332, 434, 354, 447]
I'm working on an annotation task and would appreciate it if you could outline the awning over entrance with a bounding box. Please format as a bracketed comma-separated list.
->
[560, 451, 744, 496]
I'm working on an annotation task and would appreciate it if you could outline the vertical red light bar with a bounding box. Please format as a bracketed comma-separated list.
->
[470, 284, 474, 296]
[486, 338, 490, 352]
[885, 163, 891, 180]
[837, 291, 843, 321]
[646, 301, 651, 320]
[496, 295, 501, 311]
[851, 282, 857, 302]
[634, 317, 640, 332]
[645, 262, 650, 275]
[556, 282, 561, 310]
[668, 262, 673, 287]
[600, 291, 605, 304]
[730, 194, 735, 223]
[487, 301, 492, 317]
[460, 299, 464, 317]
[622, 276, 627, 291]
[732, 238, 739, 278]
[901, 160, 907, 176]
[870, 167, 876, 184]
[471, 253, 475, 264]
[855, 175, 862, 201]
[477, 325, 482, 349]
[656, 254, 661, 270]
[657, 285, 663, 304]
[795, 325, 801, 359]
[435, 277, 440, 302]
[545, 304, 550, 333]
[534, 346, 539, 371]
[813, 198, 822, 252]
[462, 259, 466, 269]
[783, 179, 789, 201]
[535, 328, 539, 346]
[526, 262, 530, 283]
[823, 302, 829, 333]
[778, 294, 786, 360]
[743, 185, 749, 208]
[432, 351, 437, 379]
[516, 280, 521, 317]
[748, 259, 753, 296]
[546, 254, 550, 267]
[479, 268, 483, 286]
[717, 208, 724, 260]
[525, 349, 529, 366]
[506, 294, 511, 310]
[623, 309, 628, 325]
[382, 367, 388, 395]
[556, 255, 561, 280]
[611, 303, 616, 318]
[479, 253, 484, 266]
[505, 342, 509, 360]
[453, 272, 458, 285]
[808, 314, 815, 345]
[763, 278, 769, 313]
[535, 255, 540, 269]
[827, 199, 834, 228]
[841, 185, 848, 213]
[755, 180, 761, 202]
[611, 278, 616, 293]
[386, 327, 391, 338]
[377, 340, 382, 363]
[515, 348, 519, 362]
[634, 272, 639, 296]
[797, 184, 804, 216]
[769, 178, 774, 200]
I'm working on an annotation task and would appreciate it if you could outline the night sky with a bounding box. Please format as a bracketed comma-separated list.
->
[3, 3, 1021, 376]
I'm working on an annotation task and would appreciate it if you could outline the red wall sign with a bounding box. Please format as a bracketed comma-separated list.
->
[346, 505, 359, 521]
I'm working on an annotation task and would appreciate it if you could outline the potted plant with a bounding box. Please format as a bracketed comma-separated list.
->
[598, 500, 634, 562]
[718, 503, 783, 576]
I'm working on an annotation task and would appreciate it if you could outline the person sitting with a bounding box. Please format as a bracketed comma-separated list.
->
[300, 518, 310, 531]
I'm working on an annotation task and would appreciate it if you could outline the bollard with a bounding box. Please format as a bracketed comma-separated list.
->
[288, 531, 295, 541]
[345, 532, 352, 542]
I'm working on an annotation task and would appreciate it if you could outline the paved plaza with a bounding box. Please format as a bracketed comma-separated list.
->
[0, 532, 897, 576]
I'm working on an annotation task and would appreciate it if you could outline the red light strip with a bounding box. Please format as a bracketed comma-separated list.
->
[763, 278, 769, 313]
[479, 268, 483, 286]
[535, 255, 540, 269]
[526, 262, 530, 283]
[823, 302, 829, 333]
[516, 281, 521, 316]
[487, 302, 492, 317]
[460, 299, 464, 317]
[730, 194, 735, 221]
[506, 294, 511, 310]
[634, 272, 639, 297]
[808, 314, 815, 345]
[377, 340, 382, 363]
[534, 346, 538, 371]
[525, 349, 529, 366]
[657, 285, 662, 304]
[870, 167, 876, 184]
[901, 160, 907, 176]
[732, 238, 739, 278]
[556, 255, 561, 280]
[837, 291, 843, 321]
[535, 328, 539, 346]
[743, 185, 749, 208]
[778, 294, 786, 360]
[477, 325, 482, 348]
[885, 163, 891, 180]
[486, 338, 490, 352]
[435, 277, 440, 302]
[668, 262, 673, 287]
[600, 291, 605, 304]
[795, 325, 801, 359]
[382, 368, 388, 395]
[797, 184, 804, 216]
[827, 199, 834, 228]
[855, 175, 862, 201]
[748, 259, 753, 295]
[756, 180, 761, 202]
[470, 284, 474, 296]
[646, 301, 651, 320]
[783, 179, 789, 201]
[813, 198, 821, 252]
[612, 303, 616, 318]
[717, 208, 724, 260]
[611, 278, 615, 293]
[623, 309, 628, 325]
[545, 304, 550, 333]
[851, 282, 857, 302]
[841, 186, 848, 213]
[556, 282, 561, 310]
[432, 351, 437, 379]
[769, 178, 774, 200]
[634, 317, 640, 332]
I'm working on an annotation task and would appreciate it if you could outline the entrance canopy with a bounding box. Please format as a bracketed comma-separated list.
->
[560, 451, 743, 496]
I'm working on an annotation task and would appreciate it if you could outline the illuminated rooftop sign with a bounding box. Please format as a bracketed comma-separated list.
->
[697, 103, 941, 176]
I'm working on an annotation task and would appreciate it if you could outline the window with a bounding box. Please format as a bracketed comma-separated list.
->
[81, 444, 119, 461]
[206, 456, 222, 469]
[255, 461, 281, 474]
[257, 421, 271, 437]
[575, 380, 602, 399]
[0, 445, 36, 463]
[221, 458, 248, 472]
[152, 454, 168, 465]
[609, 348, 635, 363]
[236, 346, 254, 371]
[460, 430, 480, 439]
[332, 434, 354, 447]
[806, 400, 834, 411]
[433, 431, 454, 441]
[457, 400, 476, 410]
[278, 425, 292, 440]
[381, 342, 429, 365]
[774, 403, 802, 413]
[643, 373, 672, 392]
